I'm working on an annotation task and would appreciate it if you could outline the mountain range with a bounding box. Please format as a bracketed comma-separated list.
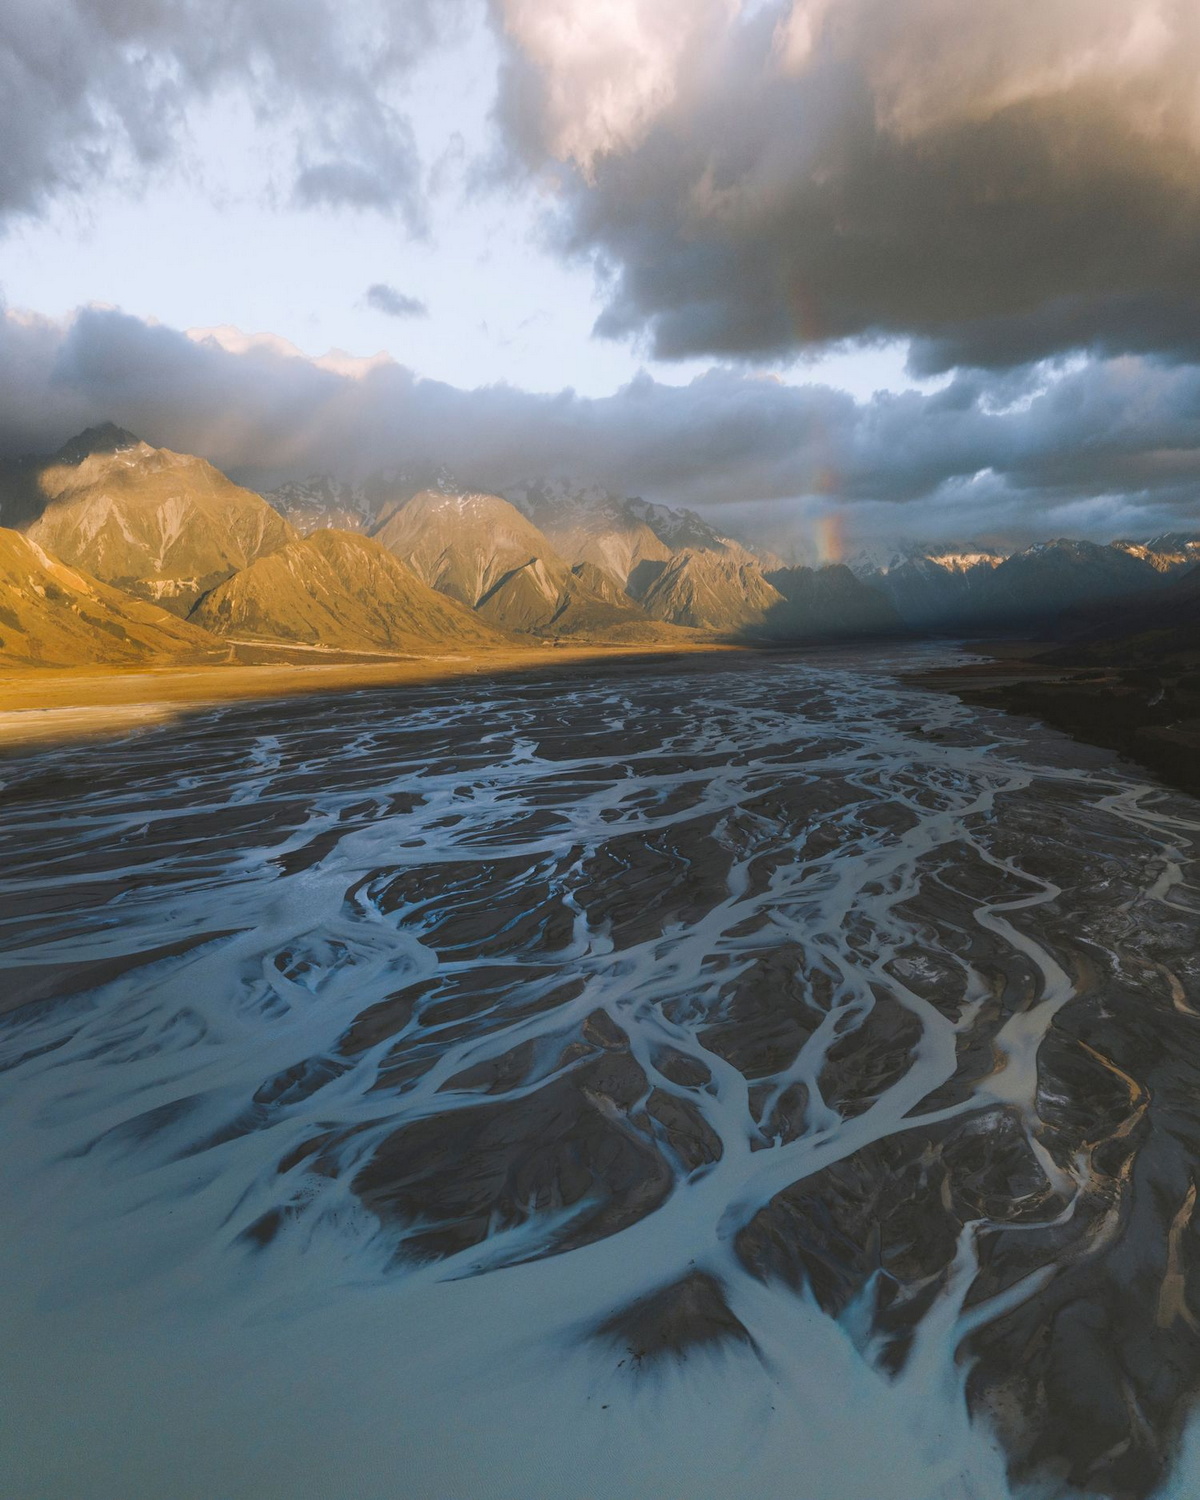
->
[858, 538, 1196, 631]
[0, 423, 1196, 672]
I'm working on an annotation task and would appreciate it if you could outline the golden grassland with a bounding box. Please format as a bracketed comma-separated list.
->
[0, 641, 745, 752]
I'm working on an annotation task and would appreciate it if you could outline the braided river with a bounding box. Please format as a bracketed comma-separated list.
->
[2, 647, 1200, 1499]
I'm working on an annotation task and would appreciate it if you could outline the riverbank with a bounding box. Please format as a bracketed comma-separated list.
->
[0, 640, 743, 752]
[910, 642, 1200, 798]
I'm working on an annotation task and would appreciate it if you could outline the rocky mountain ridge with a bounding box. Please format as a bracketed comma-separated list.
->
[859, 537, 1196, 631]
[2, 426, 1195, 668]
[9, 430, 297, 615]
[262, 475, 375, 536]
[191, 529, 509, 653]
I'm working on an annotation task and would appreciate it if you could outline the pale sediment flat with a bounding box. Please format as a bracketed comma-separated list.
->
[1, 643, 1199, 1500]
[0, 640, 738, 750]
[0, 700, 186, 748]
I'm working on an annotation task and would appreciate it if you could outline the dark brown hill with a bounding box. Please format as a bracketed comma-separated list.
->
[762, 564, 901, 638]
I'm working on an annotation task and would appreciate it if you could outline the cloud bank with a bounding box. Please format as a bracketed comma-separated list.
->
[0, 0, 463, 232]
[493, 0, 1200, 371]
[4, 304, 1199, 551]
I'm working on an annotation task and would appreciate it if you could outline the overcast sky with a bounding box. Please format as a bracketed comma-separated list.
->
[3, 0, 1199, 555]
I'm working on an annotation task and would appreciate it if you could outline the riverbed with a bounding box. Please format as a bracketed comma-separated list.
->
[2, 646, 1199, 1499]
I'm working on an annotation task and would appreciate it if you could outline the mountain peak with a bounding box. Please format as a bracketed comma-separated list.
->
[54, 423, 143, 465]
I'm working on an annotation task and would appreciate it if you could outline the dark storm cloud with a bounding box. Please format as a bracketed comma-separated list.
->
[3, 304, 1199, 546]
[0, 0, 463, 231]
[492, 0, 1200, 371]
[365, 284, 429, 319]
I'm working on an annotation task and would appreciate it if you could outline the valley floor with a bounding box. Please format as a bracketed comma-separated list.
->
[0, 640, 741, 751]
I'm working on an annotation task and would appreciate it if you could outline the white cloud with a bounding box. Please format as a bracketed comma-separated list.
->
[496, 0, 738, 175]
[0, 0, 465, 231]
